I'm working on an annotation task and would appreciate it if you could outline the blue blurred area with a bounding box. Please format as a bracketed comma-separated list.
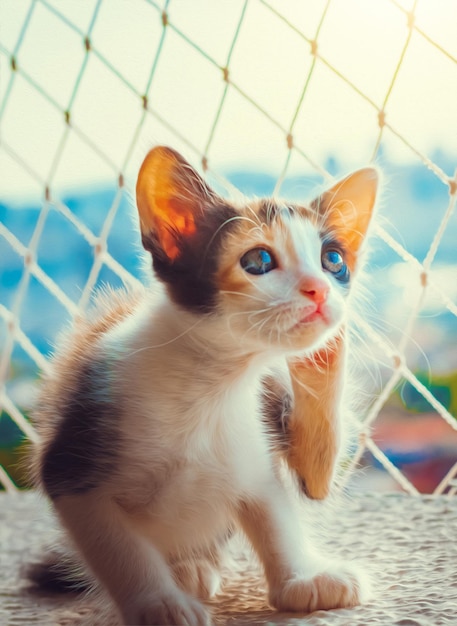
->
[1, 187, 142, 355]
[1, 156, 456, 492]
[0, 156, 456, 360]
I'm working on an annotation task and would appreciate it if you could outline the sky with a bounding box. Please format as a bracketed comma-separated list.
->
[0, 0, 456, 200]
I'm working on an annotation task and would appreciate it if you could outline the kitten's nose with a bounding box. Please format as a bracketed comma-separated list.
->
[299, 276, 329, 304]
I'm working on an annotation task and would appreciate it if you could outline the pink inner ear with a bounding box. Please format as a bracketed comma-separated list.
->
[155, 198, 197, 261]
[167, 198, 197, 238]
[136, 147, 202, 260]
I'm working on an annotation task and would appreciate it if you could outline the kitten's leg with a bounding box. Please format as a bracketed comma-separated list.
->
[53, 492, 210, 626]
[237, 484, 368, 613]
[170, 532, 231, 600]
[171, 558, 221, 600]
[287, 329, 346, 500]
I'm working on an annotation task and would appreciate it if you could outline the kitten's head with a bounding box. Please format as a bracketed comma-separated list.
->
[136, 146, 378, 355]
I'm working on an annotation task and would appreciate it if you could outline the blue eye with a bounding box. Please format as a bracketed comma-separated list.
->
[322, 249, 349, 283]
[240, 248, 277, 275]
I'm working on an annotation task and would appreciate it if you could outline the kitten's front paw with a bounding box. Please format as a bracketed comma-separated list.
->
[172, 558, 221, 600]
[122, 589, 211, 626]
[269, 565, 368, 613]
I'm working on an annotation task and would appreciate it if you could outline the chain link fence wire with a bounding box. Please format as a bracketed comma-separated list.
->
[1, 0, 456, 495]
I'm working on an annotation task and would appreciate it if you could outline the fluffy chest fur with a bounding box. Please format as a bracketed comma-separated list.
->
[107, 298, 277, 492]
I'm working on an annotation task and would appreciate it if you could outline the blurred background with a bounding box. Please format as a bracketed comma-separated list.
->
[1, 0, 456, 494]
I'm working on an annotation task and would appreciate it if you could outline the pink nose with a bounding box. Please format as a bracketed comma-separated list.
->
[299, 276, 329, 304]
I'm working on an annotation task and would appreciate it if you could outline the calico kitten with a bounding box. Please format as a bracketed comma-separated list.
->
[31, 146, 378, 626]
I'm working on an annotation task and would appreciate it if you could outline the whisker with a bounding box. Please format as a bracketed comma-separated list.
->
[220, 290, 266, 303]
[245, 203, 263, 227]
[248, 307, 274, 323]
[226, 306, 274, 344]
[242, 272, 290, 303]
[253, 315, 275, 342]
[124, 317, 204, 356]
[239, 310, 276, 345]
[226, 306, 273, 324]
[201, 215, 262, 271]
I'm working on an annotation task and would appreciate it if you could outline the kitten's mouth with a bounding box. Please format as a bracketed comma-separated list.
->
[296, 304, 330, 326]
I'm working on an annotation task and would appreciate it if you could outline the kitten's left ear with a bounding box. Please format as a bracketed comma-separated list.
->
[314, 167, 378, 255]
[136, 146, 218, 261]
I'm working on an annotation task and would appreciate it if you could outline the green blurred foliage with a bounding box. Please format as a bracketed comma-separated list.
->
[0, 410, 32, 489]
[399, 371, 457, 417]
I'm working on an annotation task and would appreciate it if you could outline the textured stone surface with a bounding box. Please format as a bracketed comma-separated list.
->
[1, 492, 456, 625]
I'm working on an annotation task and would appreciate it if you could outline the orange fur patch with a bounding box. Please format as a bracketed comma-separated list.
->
[287, 329, 346, 500]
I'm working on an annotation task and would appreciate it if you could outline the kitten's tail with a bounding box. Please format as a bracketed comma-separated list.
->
[25, 548, 93, 594]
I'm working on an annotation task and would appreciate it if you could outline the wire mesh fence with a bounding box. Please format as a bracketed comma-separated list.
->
[1, 0, 456, 495]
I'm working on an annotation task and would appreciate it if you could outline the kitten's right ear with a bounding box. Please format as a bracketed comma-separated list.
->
[314, 167, 378, 263]
[136, 146, 216, 261]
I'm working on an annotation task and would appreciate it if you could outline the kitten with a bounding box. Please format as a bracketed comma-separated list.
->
[30, 146, 378, 626]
